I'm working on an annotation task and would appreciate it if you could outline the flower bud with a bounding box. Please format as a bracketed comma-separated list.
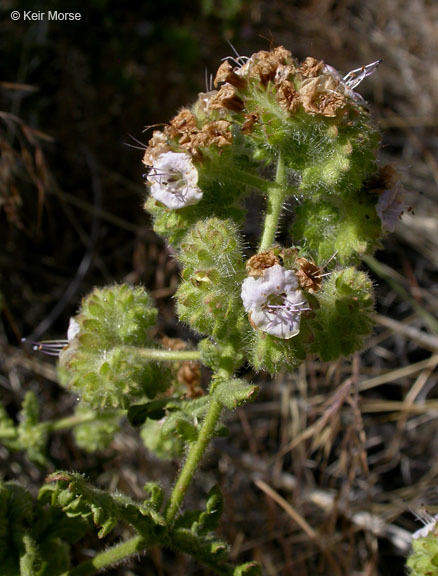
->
[292, 195, 381, 264]
[310, 267, 374, 360]
[58, 284, 171, 409]
[407, 515, 438, 576]
[175, 218, 248, 344]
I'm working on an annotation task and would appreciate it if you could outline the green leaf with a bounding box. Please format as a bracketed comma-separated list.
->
[128, 399, 172, 426]
[196, 485, 223, 533]
[214, 378, 259, 410]
[233, 561, 262, 575]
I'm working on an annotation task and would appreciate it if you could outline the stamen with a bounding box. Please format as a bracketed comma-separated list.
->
[21, 337, 68, 357]
[124, 134, 149, 151]
[343, 59, 383, 90]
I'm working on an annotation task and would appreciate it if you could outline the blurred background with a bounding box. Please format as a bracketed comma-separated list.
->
[1, 1, 437, 575]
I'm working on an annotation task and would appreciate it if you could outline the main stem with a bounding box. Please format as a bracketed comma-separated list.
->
[258, 152, 287, 252]
[165, 396, 223, 524]
[165, 155, 288, 523]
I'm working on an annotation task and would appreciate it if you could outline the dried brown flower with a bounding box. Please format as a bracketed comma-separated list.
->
[367, 165, 399, 194]
[298, 57, 325, 78]
[208, 84, 245, 112]
[241, 113, 259, 134]
[238, 46, 293, 85]
[246, 251, 280, 277]
[142, 130, 171, 166]
[277, 81, 301, 113]
[295, 257, 323, 293]
[167, 108, 198, 137]
[199, 120, 233, 148]
[214, 61, 247, 90]
[298, 75, 346, 117]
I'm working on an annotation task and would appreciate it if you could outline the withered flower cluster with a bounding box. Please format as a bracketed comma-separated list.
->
[143, 46, 371, 169]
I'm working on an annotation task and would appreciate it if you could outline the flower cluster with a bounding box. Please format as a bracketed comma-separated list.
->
[138, 46, 401, 371]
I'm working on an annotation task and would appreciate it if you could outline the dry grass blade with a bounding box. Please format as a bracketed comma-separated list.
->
[255, 479, 317, 540]
[358, 354, 438, 391]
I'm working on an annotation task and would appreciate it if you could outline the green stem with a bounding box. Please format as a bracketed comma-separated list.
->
[258, 152, 287, 252]
[126, 348, 202, 362]
[166, 396, 223, 524]
[49, 409, 125, 433]
[59, 535, 146, 576]
[228, 167, 280, 193]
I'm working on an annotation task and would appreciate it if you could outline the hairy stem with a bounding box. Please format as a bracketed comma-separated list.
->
[258, 152, 287, 252]
[128, 348, 202, 362]
[59, 535, 146, 576]
[228, 167, 280, 193]
[166, 396, 223, 524]
[49, 409, 125, 432]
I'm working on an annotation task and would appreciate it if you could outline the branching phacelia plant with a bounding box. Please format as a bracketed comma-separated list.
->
[2, 46, 424, 575]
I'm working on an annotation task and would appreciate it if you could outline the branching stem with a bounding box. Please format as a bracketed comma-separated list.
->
[258, 152, 287, 252]
[59, 535, 146, 576]
[128, 348, 202, 362]
[49, 409, 125, 432]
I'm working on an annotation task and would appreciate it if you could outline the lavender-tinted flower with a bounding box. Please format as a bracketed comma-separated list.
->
[376, 180, 406, 232]
[147, 151, 202, 209]
[323, 59, 382, 105]
[241, 264, 308, 339]
[412, 514, 438, 540]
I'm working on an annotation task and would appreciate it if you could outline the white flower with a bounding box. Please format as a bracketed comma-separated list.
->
[67, 317, 81, 341]
[324, 59, 382, 105]
[412, 514, 438, 540]
[25, 317, 80, 358]
[147, 152, 202, 209]
[376, 181, 406, 232]
[241, 264, 308, 339]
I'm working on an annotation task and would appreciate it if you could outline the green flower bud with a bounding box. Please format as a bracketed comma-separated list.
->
[292, 192, 382, 264]
[17, 391, 49, 467]
[247, 324, 310, 374]
[175, 219, 249, 345]
[141, 419, 184, 460]
[58, 284, 171, 409]
[407, 534, 438, 575]
[199, 337, 245, 373]
[310, 267, 374, 360]
[72, 406, 122, 453]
